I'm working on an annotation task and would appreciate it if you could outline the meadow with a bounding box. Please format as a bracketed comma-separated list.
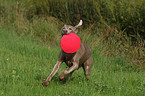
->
[0, 0, 145, 96]
[0, 29, 144, 96]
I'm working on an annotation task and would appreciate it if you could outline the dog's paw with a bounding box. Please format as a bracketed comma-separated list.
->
[42, 81, 49, 86]
[59, 73, 65, 80]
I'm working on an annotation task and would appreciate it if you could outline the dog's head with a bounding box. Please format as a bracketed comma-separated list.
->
[61, 20, 83, 35]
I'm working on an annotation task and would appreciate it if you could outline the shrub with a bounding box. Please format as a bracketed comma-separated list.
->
[24, 0, 145, 42]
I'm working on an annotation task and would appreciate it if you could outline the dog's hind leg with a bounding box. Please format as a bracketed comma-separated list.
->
[83, 56, 93, 80]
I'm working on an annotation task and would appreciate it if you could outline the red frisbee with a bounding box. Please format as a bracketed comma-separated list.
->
[60, 33, 81, 53]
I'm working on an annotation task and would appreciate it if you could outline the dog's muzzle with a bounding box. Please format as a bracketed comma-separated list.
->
[62, 29, 68, 34]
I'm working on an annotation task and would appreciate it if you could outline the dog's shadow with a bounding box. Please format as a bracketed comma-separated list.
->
[53, 76, 74, 84]
[49, 75, 76, 85]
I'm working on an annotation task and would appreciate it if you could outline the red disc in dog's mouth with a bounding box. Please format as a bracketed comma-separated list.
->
[60, 33, 81, 53]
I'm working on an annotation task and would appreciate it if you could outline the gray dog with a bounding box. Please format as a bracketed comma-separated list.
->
[42, 20, 93, 86]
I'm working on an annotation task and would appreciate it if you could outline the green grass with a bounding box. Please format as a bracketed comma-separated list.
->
[0, 29, 144, 96]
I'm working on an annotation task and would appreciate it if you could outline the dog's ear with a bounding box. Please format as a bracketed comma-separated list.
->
[75, 20, 83, 28]
[74, 28, 78, 34]
[62, 24, 66, 29]
[61, 24, 66, 31]
[61, 25, 65, 35]
[74, 20, 82, 33]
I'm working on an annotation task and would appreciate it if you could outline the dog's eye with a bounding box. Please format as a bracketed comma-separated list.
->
[68, 28, 72, 30]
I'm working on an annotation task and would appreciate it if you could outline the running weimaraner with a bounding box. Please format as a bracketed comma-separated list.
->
[42, 20, 93, 86]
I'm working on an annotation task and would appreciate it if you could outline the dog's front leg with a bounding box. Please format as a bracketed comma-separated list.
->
[64, 62, 78, 74]
[59, 62, 78, 80]
[42, 61, 62, 86]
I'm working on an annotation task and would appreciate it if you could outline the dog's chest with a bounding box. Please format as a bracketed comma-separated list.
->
[62, 52, 75, 67]
[63, 54, 74, 61]
[64, 55, 73, 67]
[65, 61, 73, 67]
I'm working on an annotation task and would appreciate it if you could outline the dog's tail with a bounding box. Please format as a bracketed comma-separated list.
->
[75, 20, 83, 28]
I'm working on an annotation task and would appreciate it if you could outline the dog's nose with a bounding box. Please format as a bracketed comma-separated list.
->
[63, 30, 67, 34]
[63, 30, 67, 32]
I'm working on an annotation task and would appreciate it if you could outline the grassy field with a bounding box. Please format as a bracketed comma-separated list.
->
[0, 29, 144, 96]
[0, 0, 144, 96]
